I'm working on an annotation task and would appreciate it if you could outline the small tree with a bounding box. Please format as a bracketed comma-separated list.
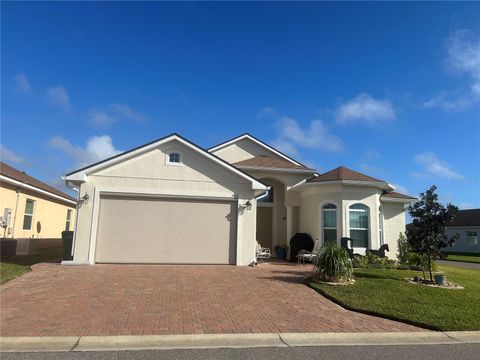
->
[397, 232, 410, 265]
[406, 185, 459, 282]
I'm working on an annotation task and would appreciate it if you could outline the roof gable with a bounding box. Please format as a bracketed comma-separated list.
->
[65, 134, 267, 191]
[209, 133, 307, 168]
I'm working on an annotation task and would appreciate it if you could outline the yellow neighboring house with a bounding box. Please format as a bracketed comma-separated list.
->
[0, 162, 77, 240]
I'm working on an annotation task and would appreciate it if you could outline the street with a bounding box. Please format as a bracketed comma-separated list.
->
[3, 344, 480, 360]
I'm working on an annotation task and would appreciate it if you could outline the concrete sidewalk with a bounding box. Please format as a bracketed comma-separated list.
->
[1, 331, 479, 352]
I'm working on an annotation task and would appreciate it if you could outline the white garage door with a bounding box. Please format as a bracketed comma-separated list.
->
[95, 195, 237, 264]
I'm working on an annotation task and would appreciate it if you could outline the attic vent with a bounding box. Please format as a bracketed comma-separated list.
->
[258, 155, 269, 158]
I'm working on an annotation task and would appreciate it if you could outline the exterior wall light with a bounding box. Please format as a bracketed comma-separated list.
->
[81, 193, 90, 204]
[245, 200, 252, 210]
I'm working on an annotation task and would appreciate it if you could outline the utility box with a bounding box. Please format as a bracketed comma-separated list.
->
[16, 238, 39, 255]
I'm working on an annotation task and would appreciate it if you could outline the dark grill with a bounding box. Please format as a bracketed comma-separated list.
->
[289, 233, 314, 262]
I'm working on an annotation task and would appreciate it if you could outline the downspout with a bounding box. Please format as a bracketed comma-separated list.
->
[65, 179, 80, 258]
[11, 181, 27, 238]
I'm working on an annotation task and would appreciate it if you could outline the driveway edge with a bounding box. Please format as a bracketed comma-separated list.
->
[1, 331, 479, 352]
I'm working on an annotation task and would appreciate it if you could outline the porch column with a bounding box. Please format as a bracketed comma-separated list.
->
[286, 206, 294, 242]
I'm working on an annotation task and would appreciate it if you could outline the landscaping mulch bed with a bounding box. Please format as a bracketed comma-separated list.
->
[404, 278, 464, 290]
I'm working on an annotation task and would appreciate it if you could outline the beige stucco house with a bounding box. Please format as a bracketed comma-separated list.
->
[64, 133, 416, 265]
[0, 162, 77, 240]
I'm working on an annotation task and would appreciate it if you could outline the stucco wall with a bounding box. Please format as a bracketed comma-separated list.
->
[381, 202, 406, 259]
[71, 140, 257, 266]
[298, 184, 395, 254]
[0, 183, 76, 239]
[446, 227, 480, 254]
[211, 138, 285, 164]
[299, 185, 345, 245]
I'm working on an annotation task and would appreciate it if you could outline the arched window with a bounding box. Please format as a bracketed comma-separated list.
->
[349, 203, 369, 248]
[323, 203, 337, 245]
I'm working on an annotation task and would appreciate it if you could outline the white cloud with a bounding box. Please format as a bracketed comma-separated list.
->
[0, 145, 24, 164]
[414, 152, 464, 180]
[109, 103, 149, 123]
[46, 85, 70, 111]
[257, 106, 279, 118]
[391, 183, 411, 195]
[336, 93, 395, 124]
[88, 104, 149, 127]
[423, 93, 473, 111]
[14, 73, 32, 93]
[425, 29, 480, 111]
[446, 29, 480, 81]
[88, 111, 117, 127]
[274, 116, 343, 154]
[48, 135, 121, 168]
[359, 163, 383, 176]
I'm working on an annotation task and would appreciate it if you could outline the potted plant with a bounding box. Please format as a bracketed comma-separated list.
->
[434, 271, 447, 286]
[274, 242, 289, 260]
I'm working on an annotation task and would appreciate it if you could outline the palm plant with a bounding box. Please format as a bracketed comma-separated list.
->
[313, 242, 353, 282]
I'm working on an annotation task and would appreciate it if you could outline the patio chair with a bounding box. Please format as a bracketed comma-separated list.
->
[256, 242, 271, 263]
[296, 239, 322, 265]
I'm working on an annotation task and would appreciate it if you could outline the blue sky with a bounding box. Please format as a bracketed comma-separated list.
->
[1, 2, 479, 208]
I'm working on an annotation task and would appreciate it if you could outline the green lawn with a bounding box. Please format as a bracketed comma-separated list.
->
[305, 265, 480, 331]
[444, 254, 480, 264]
[0, 246, 63, 285]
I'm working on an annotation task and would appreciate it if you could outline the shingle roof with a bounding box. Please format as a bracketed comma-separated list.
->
[0, 162, 76, 203]
[308, 166, 384, 183]
[448, 209, 480, 227]
[233, 155, 314, 171]
[381, 191, 417, 200]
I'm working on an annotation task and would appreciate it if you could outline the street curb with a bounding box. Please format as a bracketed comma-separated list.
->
[1, 331, 479, 352]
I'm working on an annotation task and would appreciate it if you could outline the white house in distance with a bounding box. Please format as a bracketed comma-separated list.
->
[64, 133, 416, 266]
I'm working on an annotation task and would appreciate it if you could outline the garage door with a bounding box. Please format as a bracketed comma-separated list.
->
[95, 195, 237, 264]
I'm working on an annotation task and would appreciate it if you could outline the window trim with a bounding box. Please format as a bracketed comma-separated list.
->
[165, 149, 183, 166]
[22, 198, 35, 230]
[348, 203, 370, 248]
[65, 209, 72, 231]
[321, 202, 338, 245]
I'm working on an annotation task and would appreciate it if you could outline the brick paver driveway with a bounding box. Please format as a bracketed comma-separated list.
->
[0, 262, 420, 336]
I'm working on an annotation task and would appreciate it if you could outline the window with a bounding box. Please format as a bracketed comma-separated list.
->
[323, 203, 337, 245]
[168, 152, 180, 163]
[349, 203, 369, 248]
[467, 231, 478, 245]
[65, 209, 72, 231]
[22, 199, 35, 230]
[258, 188, 274, 203]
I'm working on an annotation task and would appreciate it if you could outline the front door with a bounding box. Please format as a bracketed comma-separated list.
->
[256, 206, 273, 250]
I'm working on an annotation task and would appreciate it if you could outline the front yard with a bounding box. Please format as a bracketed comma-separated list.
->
[0, 245, 63, 285]
[306, 265, 480, 331]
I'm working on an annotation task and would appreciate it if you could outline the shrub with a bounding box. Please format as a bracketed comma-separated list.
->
[352, 253, 397, 269]
[313, 243, 353, 282]
[397, 232, 410, 264]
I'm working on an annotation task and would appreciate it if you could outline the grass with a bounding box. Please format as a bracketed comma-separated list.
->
[444, 254, 480, 264]
[305, 265, 480, 331]
[0, 246, 63, 285]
